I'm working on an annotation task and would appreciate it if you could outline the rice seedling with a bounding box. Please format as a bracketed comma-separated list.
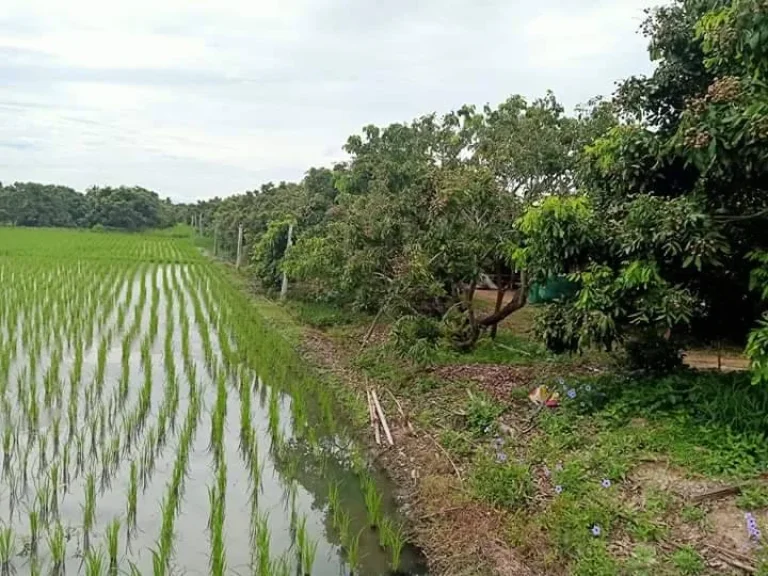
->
[345, 528, 365, 575]
[253, 511, 271, 576]
[83, 473, 96, 553]
[361, 475, 383, 529]
[328, 480, 341, 528]
[0, 229, 413, 576]
[379, 518, 405, 571]
[1, 427, 13, 477]
[84, 546, 107, 576]
[49, 462, 60, 520]
[208, 483, 226, 576]
[28, 508, 40, 558]
[0, 526, 15, 576]
[271, 555, 291, 576]
[47, 521, 66, 576]
[300, 534, 318, 576]
[127, 461, 138, 532]
[105, 517, 120, 574]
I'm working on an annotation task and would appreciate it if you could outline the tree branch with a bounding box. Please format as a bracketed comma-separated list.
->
[478, 270, 528, 327]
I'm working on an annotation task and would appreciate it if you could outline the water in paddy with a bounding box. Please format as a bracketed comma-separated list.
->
[0, 261, 428, 575]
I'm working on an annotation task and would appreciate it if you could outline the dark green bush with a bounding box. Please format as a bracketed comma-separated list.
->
[622, 332, 683, 375]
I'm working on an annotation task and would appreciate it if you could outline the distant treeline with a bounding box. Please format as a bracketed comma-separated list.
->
[0, 182, 190, 231]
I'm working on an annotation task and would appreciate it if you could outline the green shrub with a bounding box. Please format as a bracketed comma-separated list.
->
[390, 315, 440, 363]
[622, 331, 683, 375]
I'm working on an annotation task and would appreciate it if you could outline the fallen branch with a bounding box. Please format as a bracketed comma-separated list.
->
[385, 388, 415, 434]
[371, 389, 394, 446]
[691, 485, 741, 503]
[367, 389, 381, 445]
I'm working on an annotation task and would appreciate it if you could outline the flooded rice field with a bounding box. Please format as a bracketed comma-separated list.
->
[0, 231, 427, 575]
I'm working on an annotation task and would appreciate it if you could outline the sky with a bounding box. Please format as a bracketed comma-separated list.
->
[0, 0, 658, 202]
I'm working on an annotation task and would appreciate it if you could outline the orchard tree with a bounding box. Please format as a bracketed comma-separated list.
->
[539, 0, 768, 371]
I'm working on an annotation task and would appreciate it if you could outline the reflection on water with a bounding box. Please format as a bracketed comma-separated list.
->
[0, 260, 428, 575]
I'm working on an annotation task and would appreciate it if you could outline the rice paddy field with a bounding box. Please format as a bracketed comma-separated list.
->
[0, 227, 425, 575]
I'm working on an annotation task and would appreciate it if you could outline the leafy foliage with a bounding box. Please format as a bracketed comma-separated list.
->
[0, 182, 184, 231]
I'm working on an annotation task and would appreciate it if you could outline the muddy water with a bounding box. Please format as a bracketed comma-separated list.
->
[0, 261, 428, 575]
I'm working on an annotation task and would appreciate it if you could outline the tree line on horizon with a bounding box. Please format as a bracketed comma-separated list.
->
[0, 182, 188, 231]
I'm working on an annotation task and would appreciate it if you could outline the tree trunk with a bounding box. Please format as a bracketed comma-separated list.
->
[490, 264, 506, 340]
[479, 270, 528, 328]
[454, 282, 480, 351]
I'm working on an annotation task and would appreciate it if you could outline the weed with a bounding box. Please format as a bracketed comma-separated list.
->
[465, 390, 503, 436]
[470, 455, 532, 508]
[737, 484, 768, 510]
[670, 545, 705, 575]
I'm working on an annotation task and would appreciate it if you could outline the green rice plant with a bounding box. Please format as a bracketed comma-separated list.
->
[328, 481, 341, 528]
[1, 427, 13, 477]
[29, 556, 41, 576]
[127, 461, 138, 532]
[150, 548, 168, 576]
[267, 386, 280, 439]
[295, 514, 308, 566]
[208, 483, 226, 576]
[84, 546, 107, 576]
[28, 508, 40, 558]
[337, 510, 351, 546]
[271, 555, 291, 576]
[37, 430, 47, 473]
[239, 376, 253, 453]
[49, 462, 59, 520]
[382, 519, 405, 571]
[361, 475, 383, 529]
[61, 443, 70, 491]
[345, 528, 365, 575]
[51, 415, 61, 457]
[253, 511, 271, 576]
[83, 473, 96, 553]
[105, 517, 120, 574]
[0, 526, 15, 576]
[35, 480, 50, 525]
[47, 521, 66, 576]
[300, 534, 318, 576]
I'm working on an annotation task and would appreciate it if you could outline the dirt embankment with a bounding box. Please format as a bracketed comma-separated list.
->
[299, 328, 540, 576]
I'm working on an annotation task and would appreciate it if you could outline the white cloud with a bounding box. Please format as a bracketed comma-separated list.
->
[0, 0, 658, 201]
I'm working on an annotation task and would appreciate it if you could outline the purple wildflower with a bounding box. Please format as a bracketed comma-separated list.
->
[591, 524, 602, 537]
[495, 452, 508, 464]
[566, 388, 577, 399]
[555, 485, 563, 494]
[601, 479, 612, 489]
[746, 513, 762, 542]
[492, 436, 505, 449]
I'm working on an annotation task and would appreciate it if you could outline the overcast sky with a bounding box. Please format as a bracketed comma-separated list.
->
[0, 0, 658, 202]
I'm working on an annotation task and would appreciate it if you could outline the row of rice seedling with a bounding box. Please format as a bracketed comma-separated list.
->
[0, 228, 420, 575]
